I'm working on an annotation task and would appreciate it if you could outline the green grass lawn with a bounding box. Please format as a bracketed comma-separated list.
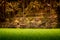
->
[0, 28, 60, 40]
